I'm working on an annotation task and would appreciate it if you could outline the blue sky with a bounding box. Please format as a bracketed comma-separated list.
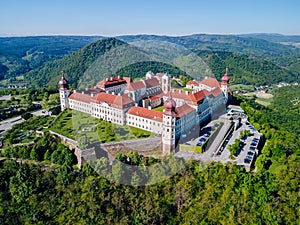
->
[0, 0, 299, 36]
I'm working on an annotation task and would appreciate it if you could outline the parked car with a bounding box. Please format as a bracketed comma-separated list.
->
[250, 146, 256, 151]
[244, 158, 251, 163]
[247, 151, 254, 156]
[199, 137, 206, 142]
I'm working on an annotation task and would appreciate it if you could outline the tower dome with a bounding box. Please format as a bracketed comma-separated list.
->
[222, 67, 230, 86]
[59, 71, 69, 90]
[164, 95, 176, 116]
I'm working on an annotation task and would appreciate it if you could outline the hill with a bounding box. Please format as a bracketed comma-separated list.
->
[195, 50, 297, 85]
[239, 33, 300, 45]
[0, 36, 103, 80]
[24, 38, 125, 88]
[118, 33, 300, 58]
[25, 38, 298, 88]
[2, 34, 300, 87]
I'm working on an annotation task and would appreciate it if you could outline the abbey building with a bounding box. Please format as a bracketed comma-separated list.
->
[59, 70, 231, 155]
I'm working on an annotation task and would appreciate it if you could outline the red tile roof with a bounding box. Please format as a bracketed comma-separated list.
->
[199, 77, 220, 88]
[69, 92, 92, 103]
[203, 87, 223, 98]
[70, 91, 133, 109]
[176, 104, 195, 118]
[96, 76, 127, 88]
[112, 94, 134, 108]
[128, 106, 163, 122]
[123, 77, 131, 84]
[126, 80, 145, 91]
[165, 89, 205, 105]
[187, 80, 200, 86]
[143, 95, 161, 101]
[93, 92, 133, 108]
[144, 77, 160, 88]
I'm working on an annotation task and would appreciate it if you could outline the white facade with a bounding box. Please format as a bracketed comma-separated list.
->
[60, 71, 230, 155]
[59, 89, 70, 111]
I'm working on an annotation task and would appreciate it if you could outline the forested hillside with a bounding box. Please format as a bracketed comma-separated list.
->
[24, 38, 124, 88]
[0, 92, 299, 224]
[1, 34, 300, 87]
[22, 38, 298, 88]
[118, 33, 300, 58]
[195, 50, 297, 85]
[0, 36, 103, 80]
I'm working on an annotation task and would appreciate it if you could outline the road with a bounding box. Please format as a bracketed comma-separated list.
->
[0, 108, 49, 136]
[0, 116, 24, 135]
[175, 115, 232, 162]
[30, 109, 49, 116]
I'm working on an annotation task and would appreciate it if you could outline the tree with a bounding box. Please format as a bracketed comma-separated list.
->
[21, 112, 33, 120]
[44, 150, 51, 161]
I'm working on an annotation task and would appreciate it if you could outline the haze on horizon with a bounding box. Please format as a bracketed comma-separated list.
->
[0, 0, 299, 37]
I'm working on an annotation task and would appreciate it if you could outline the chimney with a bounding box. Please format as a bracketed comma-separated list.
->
[148, 106, 152, 110]
[106, 91, 109, 94]
[82, 91, 84, 95]
[185, 91, 188, 95]
[110, 77, 113, 81]
[135, 103, 138, 107]
[106, 78, 108, 81]
[117, 75, 120, 79]
[112, 92, 115, 95]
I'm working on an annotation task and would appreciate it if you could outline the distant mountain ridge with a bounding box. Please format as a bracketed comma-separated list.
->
[1, 34, 299, 87]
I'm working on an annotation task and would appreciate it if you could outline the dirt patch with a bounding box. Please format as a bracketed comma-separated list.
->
[256, 92, 273, 99]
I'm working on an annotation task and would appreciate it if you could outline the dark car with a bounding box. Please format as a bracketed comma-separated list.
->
[247, 151, 254, 156]
[199, 137, 206, 142]
[250, 146, 256, 151]
[244, 158, 251, 163]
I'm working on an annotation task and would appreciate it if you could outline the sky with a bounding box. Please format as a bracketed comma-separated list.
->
[0, 0, 299, 36]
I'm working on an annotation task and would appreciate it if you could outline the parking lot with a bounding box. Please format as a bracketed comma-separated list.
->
[176, 105, 263, 170]
[186, 123, 219, 147]
[213, 119, 262, 168]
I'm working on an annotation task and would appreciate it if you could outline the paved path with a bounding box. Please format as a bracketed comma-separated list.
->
[0, 95, 11, 101]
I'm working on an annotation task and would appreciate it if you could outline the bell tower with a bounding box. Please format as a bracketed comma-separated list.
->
[162, 73, 171, 94]
[221, 67, 230, 102]
[162, 94, 176, 155]
[58, 71, 70, 111]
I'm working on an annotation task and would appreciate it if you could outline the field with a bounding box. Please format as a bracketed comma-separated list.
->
[230, 84, 254, 92]
[243, 91, 273, 106]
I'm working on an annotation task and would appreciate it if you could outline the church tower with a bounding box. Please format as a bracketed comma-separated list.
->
[162, 73, 171, 94]
[58, 71, 70, 111]
[162, 95, 176, 155]
[221, 67, 230, 102]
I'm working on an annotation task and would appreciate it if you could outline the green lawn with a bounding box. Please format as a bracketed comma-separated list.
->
[230, 84, 254, 92]
[153, 105, 164, 112]
[50, 109, 153, 145]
